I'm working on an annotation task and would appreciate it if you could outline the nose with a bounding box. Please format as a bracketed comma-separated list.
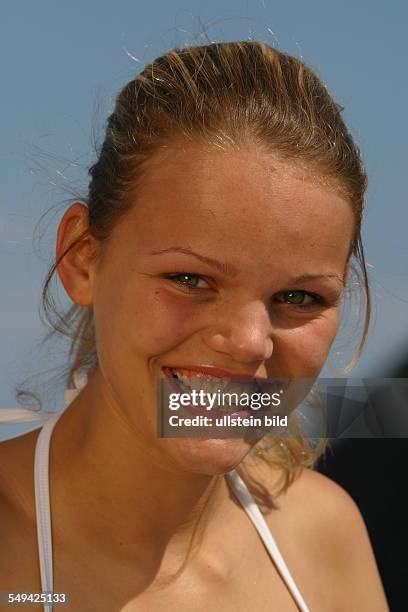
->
[203, 300, 274, 364]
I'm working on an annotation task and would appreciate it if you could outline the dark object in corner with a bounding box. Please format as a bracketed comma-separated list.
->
[317, 358, 408, 612]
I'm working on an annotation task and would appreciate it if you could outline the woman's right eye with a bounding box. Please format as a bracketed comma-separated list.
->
[163, 273, 211, 291]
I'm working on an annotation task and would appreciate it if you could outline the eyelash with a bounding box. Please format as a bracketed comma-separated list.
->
[162, 273, 326, 309]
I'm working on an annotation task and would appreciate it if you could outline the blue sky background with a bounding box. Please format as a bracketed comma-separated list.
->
[1, 0, 407, 438]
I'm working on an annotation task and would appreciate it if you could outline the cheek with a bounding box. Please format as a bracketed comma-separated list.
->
[125, 287, 202, 355]
[278, 312, 340, 376]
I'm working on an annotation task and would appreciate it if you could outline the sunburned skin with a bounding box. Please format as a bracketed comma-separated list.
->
[56, 142, 353, 474]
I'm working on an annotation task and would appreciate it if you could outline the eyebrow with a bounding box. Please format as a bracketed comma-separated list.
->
[147, 247, 344, 285]
[146, 247, 238, 276]
[288, 273, 345, 285]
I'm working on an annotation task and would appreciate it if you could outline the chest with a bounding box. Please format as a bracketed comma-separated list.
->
[55, 544, 303, 612]
[1, 517, 307, 612]
[0, 479, 331, 612]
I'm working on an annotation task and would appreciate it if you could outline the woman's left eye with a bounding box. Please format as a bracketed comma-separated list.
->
[275, 290, 324, 308]
[163, 273, 211, 290]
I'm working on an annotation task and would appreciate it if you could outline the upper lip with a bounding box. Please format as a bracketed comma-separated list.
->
[162, 364, 267, 380]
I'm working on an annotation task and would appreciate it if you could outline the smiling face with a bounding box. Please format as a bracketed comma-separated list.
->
[79, 142, 354, 475]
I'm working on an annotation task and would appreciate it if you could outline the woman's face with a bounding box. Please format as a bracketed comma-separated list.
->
[69, 143, 354, 475]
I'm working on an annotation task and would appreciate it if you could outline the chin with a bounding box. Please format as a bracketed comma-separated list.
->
[159, 437, 253, 475]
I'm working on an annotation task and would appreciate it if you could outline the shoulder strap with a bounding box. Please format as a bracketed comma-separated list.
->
[34, 409, 65, 612]
[1, 379, 85, 611]
[225, 469, 310, 612]
[0, 408, 50, 439]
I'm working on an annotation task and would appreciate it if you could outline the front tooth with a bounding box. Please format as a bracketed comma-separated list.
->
[223, 381, 246, 395]
[200, 378, 219, 395]
[178, 373, 192, 389]
[218, 378, 231, 393]
[188, 377, 204, 393]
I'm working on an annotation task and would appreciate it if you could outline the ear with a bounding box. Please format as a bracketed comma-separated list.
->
[55, 202, 98, 306]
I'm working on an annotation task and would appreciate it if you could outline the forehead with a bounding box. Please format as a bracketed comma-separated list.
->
[120, 143, 355, 272]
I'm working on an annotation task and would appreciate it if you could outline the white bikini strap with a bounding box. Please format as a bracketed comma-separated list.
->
[0, 370, 87, 612]
[0, 408, 49, 424]
[225, 469, 310, 612]
[0, 409, 50, 440]
[34, 410, 64, 612]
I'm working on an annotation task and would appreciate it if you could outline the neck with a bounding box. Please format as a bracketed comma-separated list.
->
[51, 368, 238, 577]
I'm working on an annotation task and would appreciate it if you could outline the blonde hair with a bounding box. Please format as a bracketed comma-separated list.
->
[17, 41, 371, 495]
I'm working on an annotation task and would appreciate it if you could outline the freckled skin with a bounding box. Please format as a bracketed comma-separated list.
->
[57, 143, 354, 475]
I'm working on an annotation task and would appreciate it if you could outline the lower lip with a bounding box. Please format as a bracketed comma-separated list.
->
[162, 368, 252, 420]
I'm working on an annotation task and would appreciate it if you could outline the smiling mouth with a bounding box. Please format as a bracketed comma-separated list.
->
[161, 366, 251, 415]
[161, 365, 287, 398]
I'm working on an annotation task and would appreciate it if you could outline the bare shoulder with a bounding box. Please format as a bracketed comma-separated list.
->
[0, 432, 41, 594]
[279, 464, 368, 526]
[252, 462, 390, 611]
[0, 429, 39, 521]
[280, 467, 375, 549]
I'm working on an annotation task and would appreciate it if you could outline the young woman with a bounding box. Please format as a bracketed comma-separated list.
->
[0, 41, 389, 611]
